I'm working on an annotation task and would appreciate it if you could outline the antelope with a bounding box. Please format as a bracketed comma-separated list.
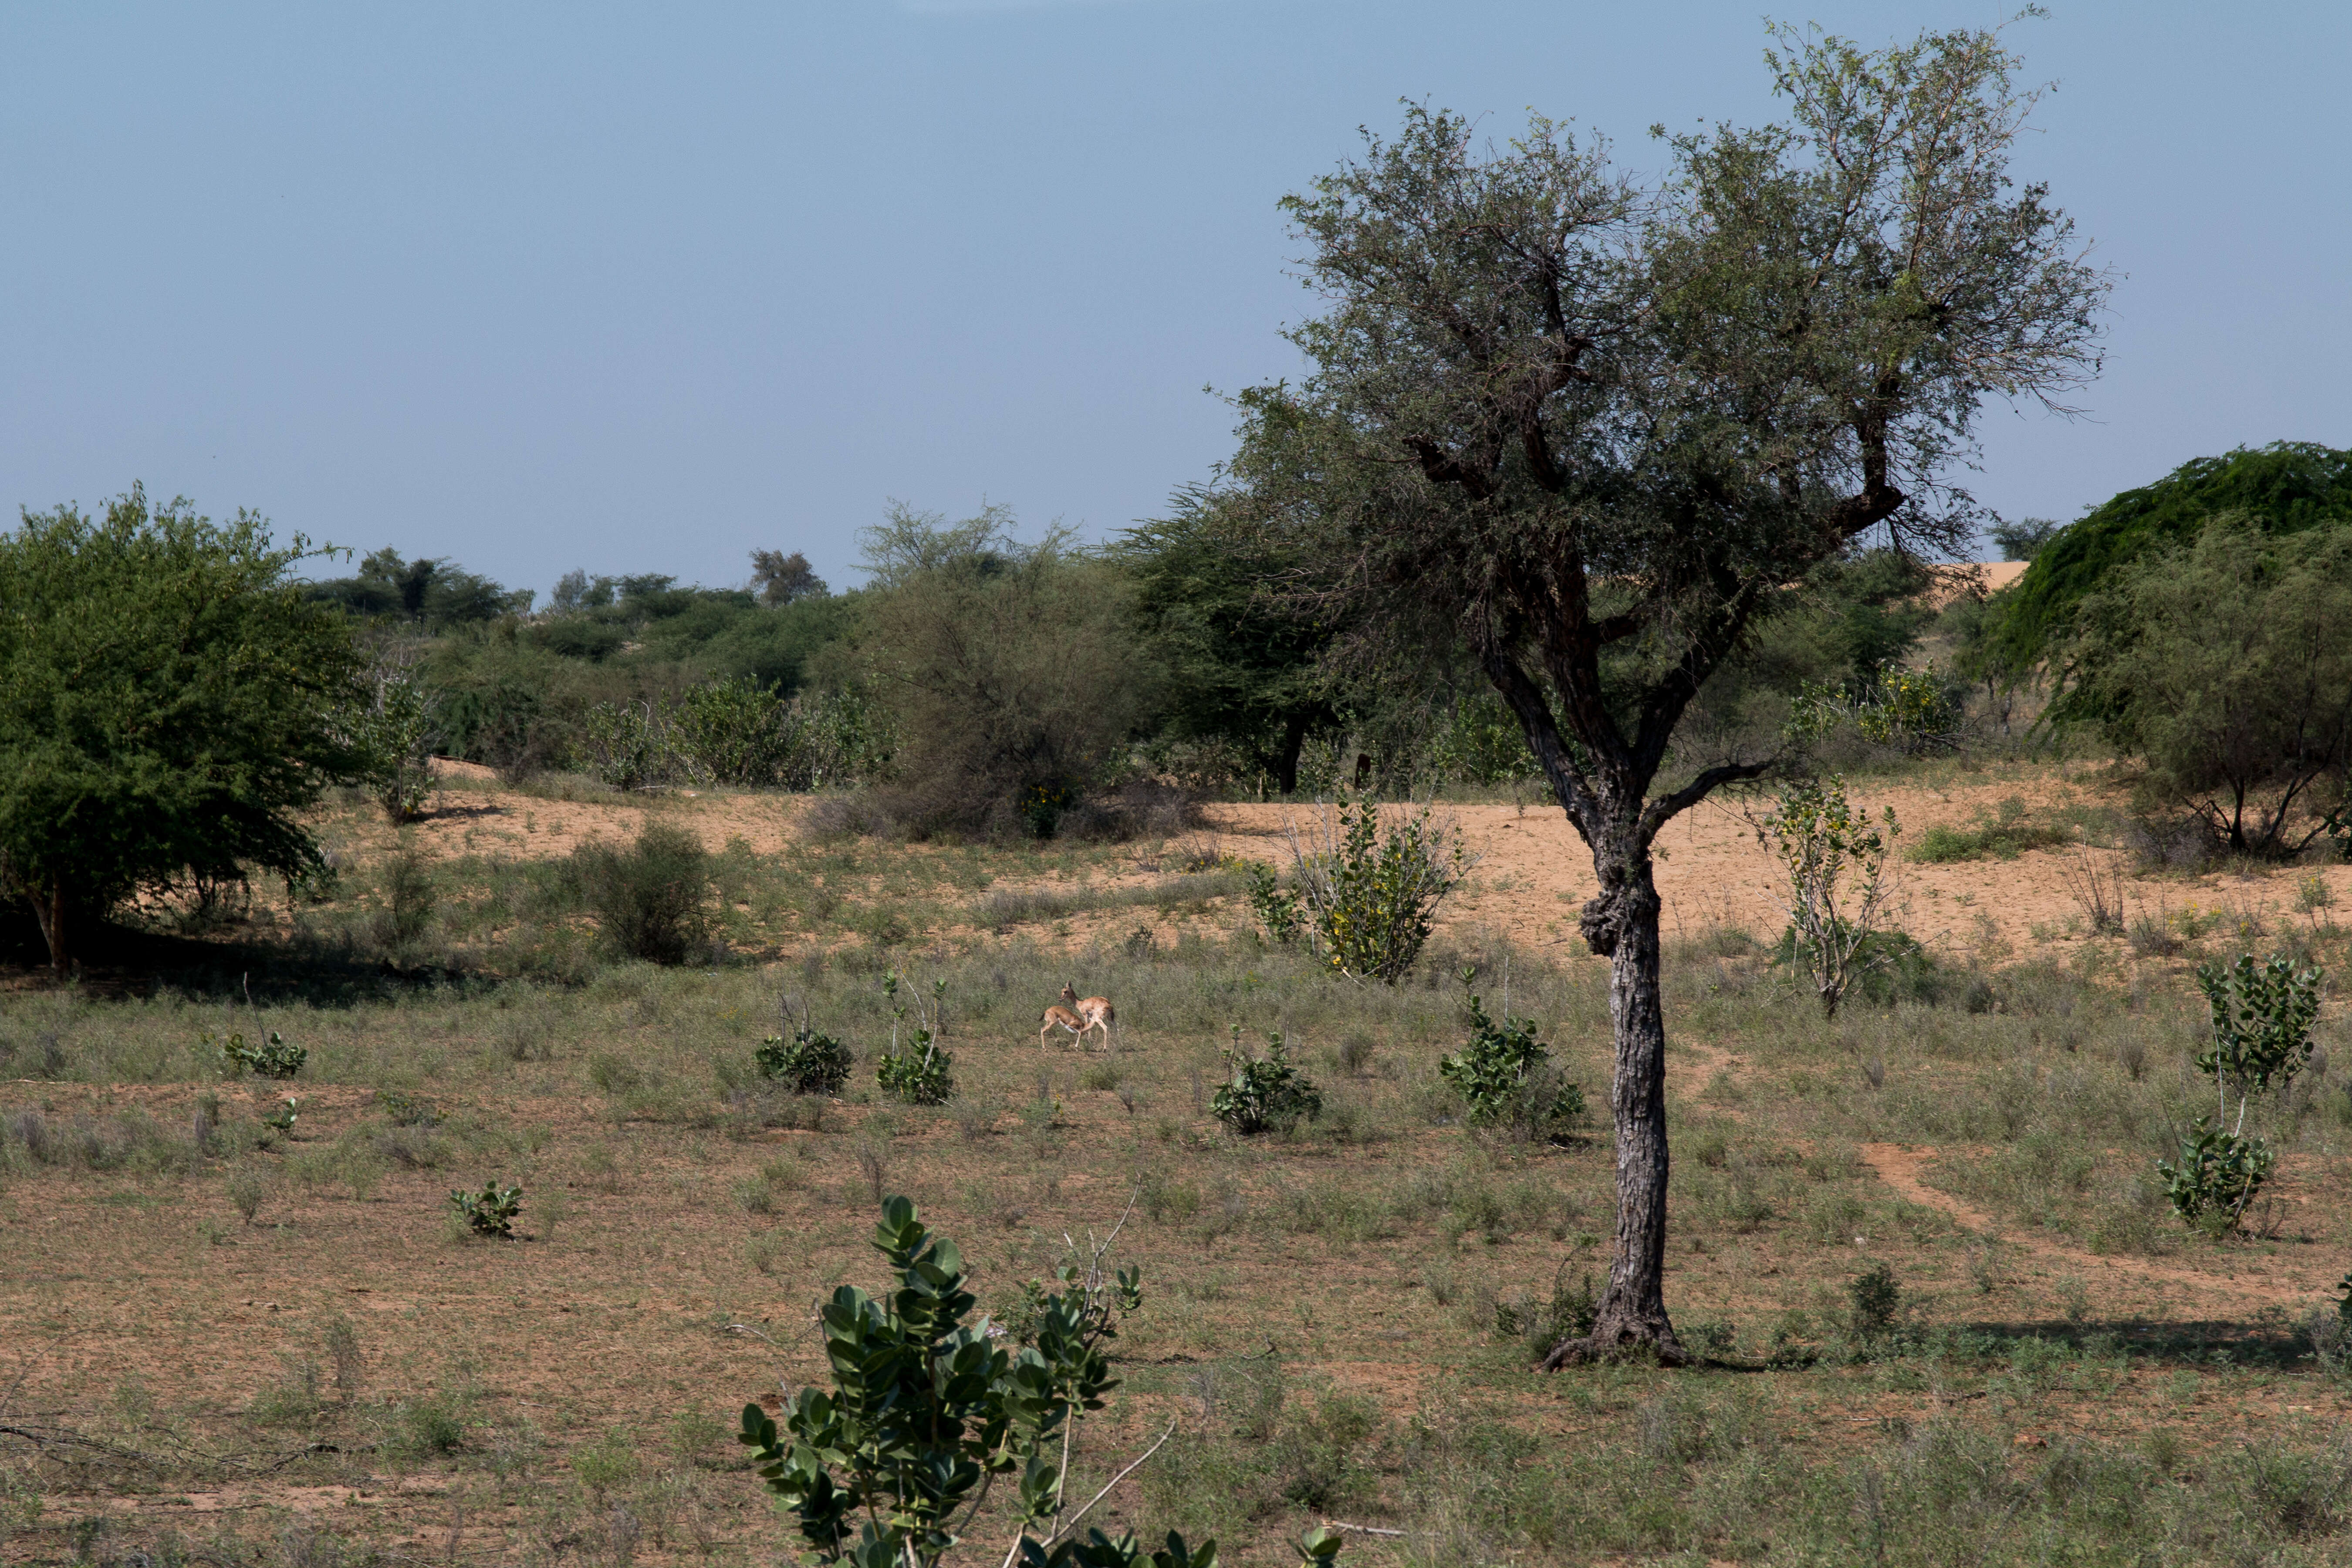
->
[1059, 982, 1115, 1051]
[1040, 1002, 1088, 1050]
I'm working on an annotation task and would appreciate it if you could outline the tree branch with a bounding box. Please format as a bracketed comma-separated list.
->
[1639, 760, 1774, 848]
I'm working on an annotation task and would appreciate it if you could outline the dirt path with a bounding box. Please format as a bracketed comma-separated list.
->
[1859, 1142, 2314, 1309]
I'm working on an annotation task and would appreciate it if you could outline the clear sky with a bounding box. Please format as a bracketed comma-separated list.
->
[3, 2, 2345, 598]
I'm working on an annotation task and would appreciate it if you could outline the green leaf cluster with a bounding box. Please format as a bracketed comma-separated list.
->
[2156, 954, 2323, 1234]
[208, 1029, 306, 1080]
[736, 1196, 1168, 1568]
[1437, 990, 1584, 1137]
[450, 1181, 523, 1237]
[1210, 1031, 1322, 1136]
[757, 1026, 853, 1097]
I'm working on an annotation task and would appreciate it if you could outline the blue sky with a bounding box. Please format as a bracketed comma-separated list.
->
[3, 2, 2344, 598]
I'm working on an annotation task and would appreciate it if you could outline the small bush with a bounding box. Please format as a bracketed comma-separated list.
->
[575, 822, 710, 964]
[1849, 1262, 1902, 1338]
[1285, 795, 1468, 983]
[1437, 985, 1584, 1141]
[1211, 1031, 1322, 1135]
[755, 1025, 852, 1097]
[228, 1162, 270, 1225]
[209, 1028, 306, 1079]
[875, 1042, 954, 1105]
[378, 845, 439, 948]
[450, 1180, 524, 1237]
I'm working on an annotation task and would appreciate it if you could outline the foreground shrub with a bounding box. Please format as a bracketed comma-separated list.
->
[574, 821, 709, 963]
[449, 1180, 522, 1237]
[734, 1195, 1267, 1568]
[2157, 951, 2323, 1233]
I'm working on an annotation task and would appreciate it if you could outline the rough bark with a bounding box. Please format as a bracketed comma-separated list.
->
[1540, 838, 1690, 1367]
[28, 885, 66, 975]
[1274, 713, 1309, 796]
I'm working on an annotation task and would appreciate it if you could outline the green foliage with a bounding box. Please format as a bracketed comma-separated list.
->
[2067, 520, 2352, 855]
[0, 485, 369, 969]
[307, 546, 532, 628]
[1852, 665, 1962, 754]
[1119, 490, 1338, 796]
[449, 1180, 523, 1237]
[208, 1029, 306, 1079]
[2151, 953, 2323, 1236]
[1759, 776, 1903, 1017]
[1437, 984, 1584, 1139]
[1210, 1031, 1322, 1135]
[849, 506, 1157, 840]
[2156, 1120, 2275, 1234]
[2195, 953, 2325, 1109]
[875, 972, 954, 1105]
[1999, 442, 2352, 669]
[1287, 795, 1466, 983]
[348, 667, 439, 823]
[1242, 862, 1303, 944]
[1848, 1263, 1901, 1338]
[734, 1195, 1200, 1568]
[375, 1090, 439, 1127]
[757, 1024, 853, 1097]
[1906, 797, 2078, 863]
[572, 821, 709, 964]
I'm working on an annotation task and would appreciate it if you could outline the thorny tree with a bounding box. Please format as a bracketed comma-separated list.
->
[1223, 21, 2105, 1362]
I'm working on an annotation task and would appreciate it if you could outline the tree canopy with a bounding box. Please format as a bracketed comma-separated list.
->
[1997, 442, 2352, 670]
[1220, 20, 2106, 1362]
[0, 486, 368, 970]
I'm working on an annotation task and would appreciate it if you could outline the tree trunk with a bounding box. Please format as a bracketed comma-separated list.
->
[1274, 713, 1309, 796]
[28, 885, 67, 975]
[1541, 842, 1690, 1367]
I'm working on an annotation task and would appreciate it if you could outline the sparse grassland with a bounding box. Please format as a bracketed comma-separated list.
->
[4, 767, 2352, 1566]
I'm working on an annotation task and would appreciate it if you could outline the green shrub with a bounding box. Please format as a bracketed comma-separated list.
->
[1244, 862, 1303, 944]
[577, 699, 675, 790]
[450, 1180, 523, 1237]
[208, 1028, 306, 1079]
[1436, 984, 1584, 1140]
[1848, 1262, 1901, 1338]
[757, 1025, 852, 1097]
[1211, 1031, 1322, 1135]
[351, 667, 439, 823]
[876, 1041, 954, 1105]
[2158, 953, 2325, 1233]
[374, 1090, 439, 1127]
[575, 821, 709, 964]
[378, 843, 439, 947]
[1286, 795, 1467, 983]
[732, 1194, 1236, 1568]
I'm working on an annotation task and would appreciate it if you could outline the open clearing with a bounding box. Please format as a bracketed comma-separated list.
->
[5, 759, 2352, 1565]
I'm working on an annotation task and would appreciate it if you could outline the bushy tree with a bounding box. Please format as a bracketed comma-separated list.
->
[750, 547, 826, 606]
[852, 507, 1158, 838]
[1121, 488, 1339, 794]
[2072, 519, 2352, 855]
[1998, 443, 2352, 672]
[1224, 22, 2105, 1362]
[0, 487, 368, 970]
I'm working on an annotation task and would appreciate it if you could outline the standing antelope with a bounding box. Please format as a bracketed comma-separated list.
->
[1040, 1001, 1088, 1050]
[1059, 982, 1115, 1051]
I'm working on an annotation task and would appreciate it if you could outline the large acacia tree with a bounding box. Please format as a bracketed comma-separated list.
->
[1227, 24, 2105, 1362]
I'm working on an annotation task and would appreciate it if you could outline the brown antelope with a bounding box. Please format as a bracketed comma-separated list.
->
[1059, 982, 1115, 1051]
[1039, 1002, 1088, 1050]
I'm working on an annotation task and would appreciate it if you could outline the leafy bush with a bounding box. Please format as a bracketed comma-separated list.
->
[2156, 953, 2323, 1234]
[1284, 794, 1467, 983]
[377, 844, 439, 947]
[2156, 1121, 2274, 1234]
[574, 821, 709, 964]
[1759, 775, 1902, 1017]
[1848, 1263, 1902, 1338]
[349, 666, 439, 823]
[450, 1180, 523, 1237]
[734, 1194, 1244, 1568]
[1243, 862, 1303, 944]
[874, 973, 954, 1105]
[1906, 797, 2078, 863]
[577, 699, 674, 791]
[208, 1028, 306, 1079]
[1211, 1031, 1322, 1135]
[757, 1025, 853, 1097]
[374, 1090, 439, 1127]
[1437, 987, 1584, 1140]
